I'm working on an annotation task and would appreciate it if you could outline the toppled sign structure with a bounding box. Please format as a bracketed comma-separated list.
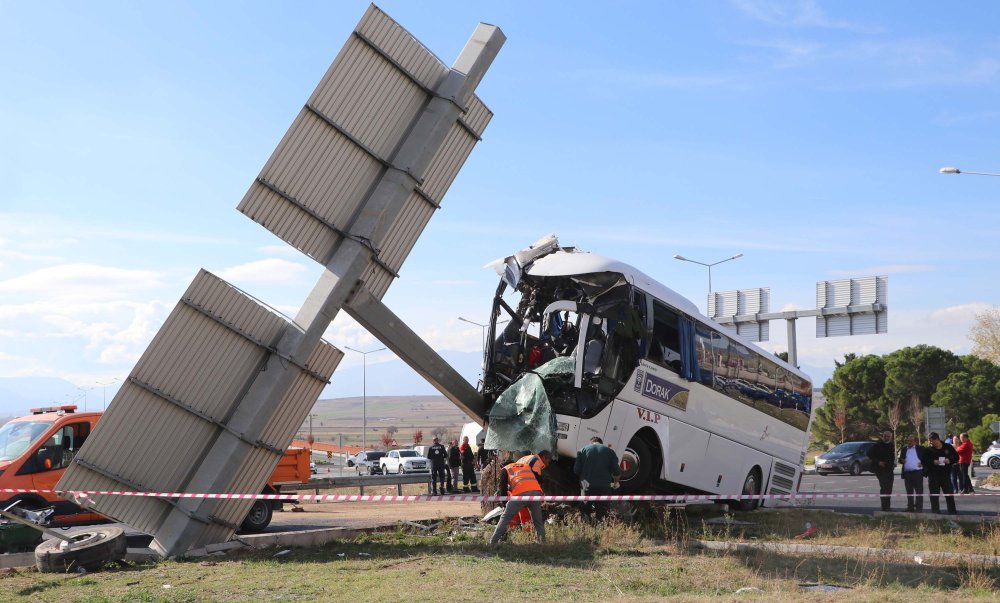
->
[58, 5, 503, 557]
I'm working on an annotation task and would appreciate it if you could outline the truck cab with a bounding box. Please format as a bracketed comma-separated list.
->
[0, 405, 104, 523]
[0, 405, 311, 531]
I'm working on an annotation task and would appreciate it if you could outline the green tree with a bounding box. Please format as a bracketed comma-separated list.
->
[967, 413, 1000, 455]
[812, 354, 883, 446]
[931, 356, 1000, 431]
[884, 345, 961, 440]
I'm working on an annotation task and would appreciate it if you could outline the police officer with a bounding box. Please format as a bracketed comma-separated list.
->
[427, 437, 449, 496]
[866, 430, 896, 512]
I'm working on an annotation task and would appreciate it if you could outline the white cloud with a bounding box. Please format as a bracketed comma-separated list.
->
[0, 264, 166, 302]
[215, 259, 309, 285]
[731, 0, 876, 32]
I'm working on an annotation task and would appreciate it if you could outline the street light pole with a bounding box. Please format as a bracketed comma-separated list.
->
[940, 166, 1000, 177]
[344, 346, 386, 452]
[95, 378, 121, 411]
[673, 253, 744, 294]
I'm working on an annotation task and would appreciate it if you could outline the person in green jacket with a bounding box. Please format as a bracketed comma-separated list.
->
[574, 436, 621, 520]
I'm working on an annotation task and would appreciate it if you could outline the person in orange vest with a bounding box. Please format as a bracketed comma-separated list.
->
[488, 450, 552, 545]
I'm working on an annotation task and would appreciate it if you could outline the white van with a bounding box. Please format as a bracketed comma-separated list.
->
[461, 422, 486, 451]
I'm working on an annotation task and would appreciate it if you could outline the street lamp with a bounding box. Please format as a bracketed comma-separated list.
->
[95, 378, 122, 411]
[940, 166, 1000, 177]
[673, 253, 744, 294]
[344, 345, 386, 452]
[76, 386, 93, 412]
[458, 316, 508, 351]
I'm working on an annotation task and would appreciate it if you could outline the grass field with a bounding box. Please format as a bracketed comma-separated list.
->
[5, 509, 1000, 601]
[297, 395, 474, 450]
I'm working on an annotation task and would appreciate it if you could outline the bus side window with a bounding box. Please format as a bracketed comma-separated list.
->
[695, 324, 714, 387]
[649, 301, 682, 373]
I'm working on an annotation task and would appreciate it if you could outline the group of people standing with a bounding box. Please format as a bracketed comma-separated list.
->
[868, 430, 975, 515]
[426, 436, 482, 495]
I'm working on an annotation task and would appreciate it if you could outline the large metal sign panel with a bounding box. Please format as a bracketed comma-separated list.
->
[238, 5, 494, 300]
[58, 270, 342, 546]
[59, 6, 501, 556]
[815, 276, 888, 337]
[708, 288, 770, 342]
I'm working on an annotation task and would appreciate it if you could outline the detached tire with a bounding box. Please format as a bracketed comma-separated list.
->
[239, 500, 273, 533]
[35, 526, 127, 573]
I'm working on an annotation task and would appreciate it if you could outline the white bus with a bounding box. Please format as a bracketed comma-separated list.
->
[481, 237, 812, 507]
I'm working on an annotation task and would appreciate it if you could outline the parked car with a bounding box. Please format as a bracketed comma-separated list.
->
[380, 449, 430, 474]
[814, 441, 875, 476]
[353, 451, 387, 475]
[980, 442, 1000, 469]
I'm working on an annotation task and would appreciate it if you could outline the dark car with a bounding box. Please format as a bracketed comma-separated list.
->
[814, 441, 874, 476]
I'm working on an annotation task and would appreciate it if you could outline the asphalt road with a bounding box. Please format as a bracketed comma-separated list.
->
[798, 465, 1000, 517]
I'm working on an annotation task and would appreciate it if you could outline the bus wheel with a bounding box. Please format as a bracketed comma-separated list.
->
[35, 526, 127, 573]
[732, 468, 762, 511]
[619, 436, 657, 493]
[239, 500, 273, 533]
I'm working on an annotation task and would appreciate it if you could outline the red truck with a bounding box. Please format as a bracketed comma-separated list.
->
[0, 405, 310, 532]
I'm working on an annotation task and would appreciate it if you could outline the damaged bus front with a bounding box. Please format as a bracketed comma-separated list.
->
[479, 236, 812, 505]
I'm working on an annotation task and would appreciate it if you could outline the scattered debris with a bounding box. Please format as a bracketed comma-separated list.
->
[273, 550, 292, 558]
[705, 516, 754, 526]
[800, 583, 851, 592]
[163, 584, 173, 589]
[945, 519, 961, 530]
[734, 587, 761, 594]
[914, 556, 924, 565]
[358, 553, 371, 557]
[794, 522, 818, 540]
[76, 566, 87, 576]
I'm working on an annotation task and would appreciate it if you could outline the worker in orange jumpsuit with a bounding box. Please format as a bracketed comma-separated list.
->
[488, 450, 551, 545]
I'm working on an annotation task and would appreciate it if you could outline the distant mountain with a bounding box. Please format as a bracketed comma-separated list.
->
[0, 376, 89, 416]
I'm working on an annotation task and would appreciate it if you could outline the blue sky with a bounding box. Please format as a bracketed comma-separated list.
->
[2, 0, 999, 399]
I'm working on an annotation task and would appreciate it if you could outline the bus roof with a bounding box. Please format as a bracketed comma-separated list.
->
[524, 247, 811, 383]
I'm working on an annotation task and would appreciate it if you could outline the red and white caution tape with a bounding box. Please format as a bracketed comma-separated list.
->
[3, 488, 999, 503]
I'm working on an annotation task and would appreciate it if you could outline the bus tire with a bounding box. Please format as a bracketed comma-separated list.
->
[35, 526, 126, 573]
[239, 500, 273, 533]
[619, 435, 659, 493]
[731, 468, 762, 511]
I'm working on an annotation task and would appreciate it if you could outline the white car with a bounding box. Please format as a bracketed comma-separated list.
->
[380, 449, 430, 474]
[353, 451, 387, 475]
[980, 443, 1000, 469]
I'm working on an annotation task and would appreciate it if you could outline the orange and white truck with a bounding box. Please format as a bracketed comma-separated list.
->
[0, 405, 310, 532]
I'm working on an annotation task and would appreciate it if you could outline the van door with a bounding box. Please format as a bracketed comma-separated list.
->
[27, 422, 92, 507]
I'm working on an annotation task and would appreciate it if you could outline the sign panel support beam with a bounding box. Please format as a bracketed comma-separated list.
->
[345, 284, 485, 421]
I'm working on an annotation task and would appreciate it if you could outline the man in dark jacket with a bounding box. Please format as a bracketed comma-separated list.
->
[427, 437, 449, 496]
[897, 434, 925, 513]
[866, 430, 896, 511]
[447, 440, 462, 493]
[920, 432, 959, 515]
[574, 436, 622, 520]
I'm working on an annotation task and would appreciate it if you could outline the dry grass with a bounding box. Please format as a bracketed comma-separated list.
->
[4, 510, 1000, 601]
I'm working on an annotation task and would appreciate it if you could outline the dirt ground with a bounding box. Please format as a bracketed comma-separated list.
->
[268, 483, 486, 531]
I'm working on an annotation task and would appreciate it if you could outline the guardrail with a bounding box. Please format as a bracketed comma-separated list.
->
[284, 472, 481, 496]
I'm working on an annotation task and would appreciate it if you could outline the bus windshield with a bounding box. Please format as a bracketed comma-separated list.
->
[0, 420, 53, 462]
